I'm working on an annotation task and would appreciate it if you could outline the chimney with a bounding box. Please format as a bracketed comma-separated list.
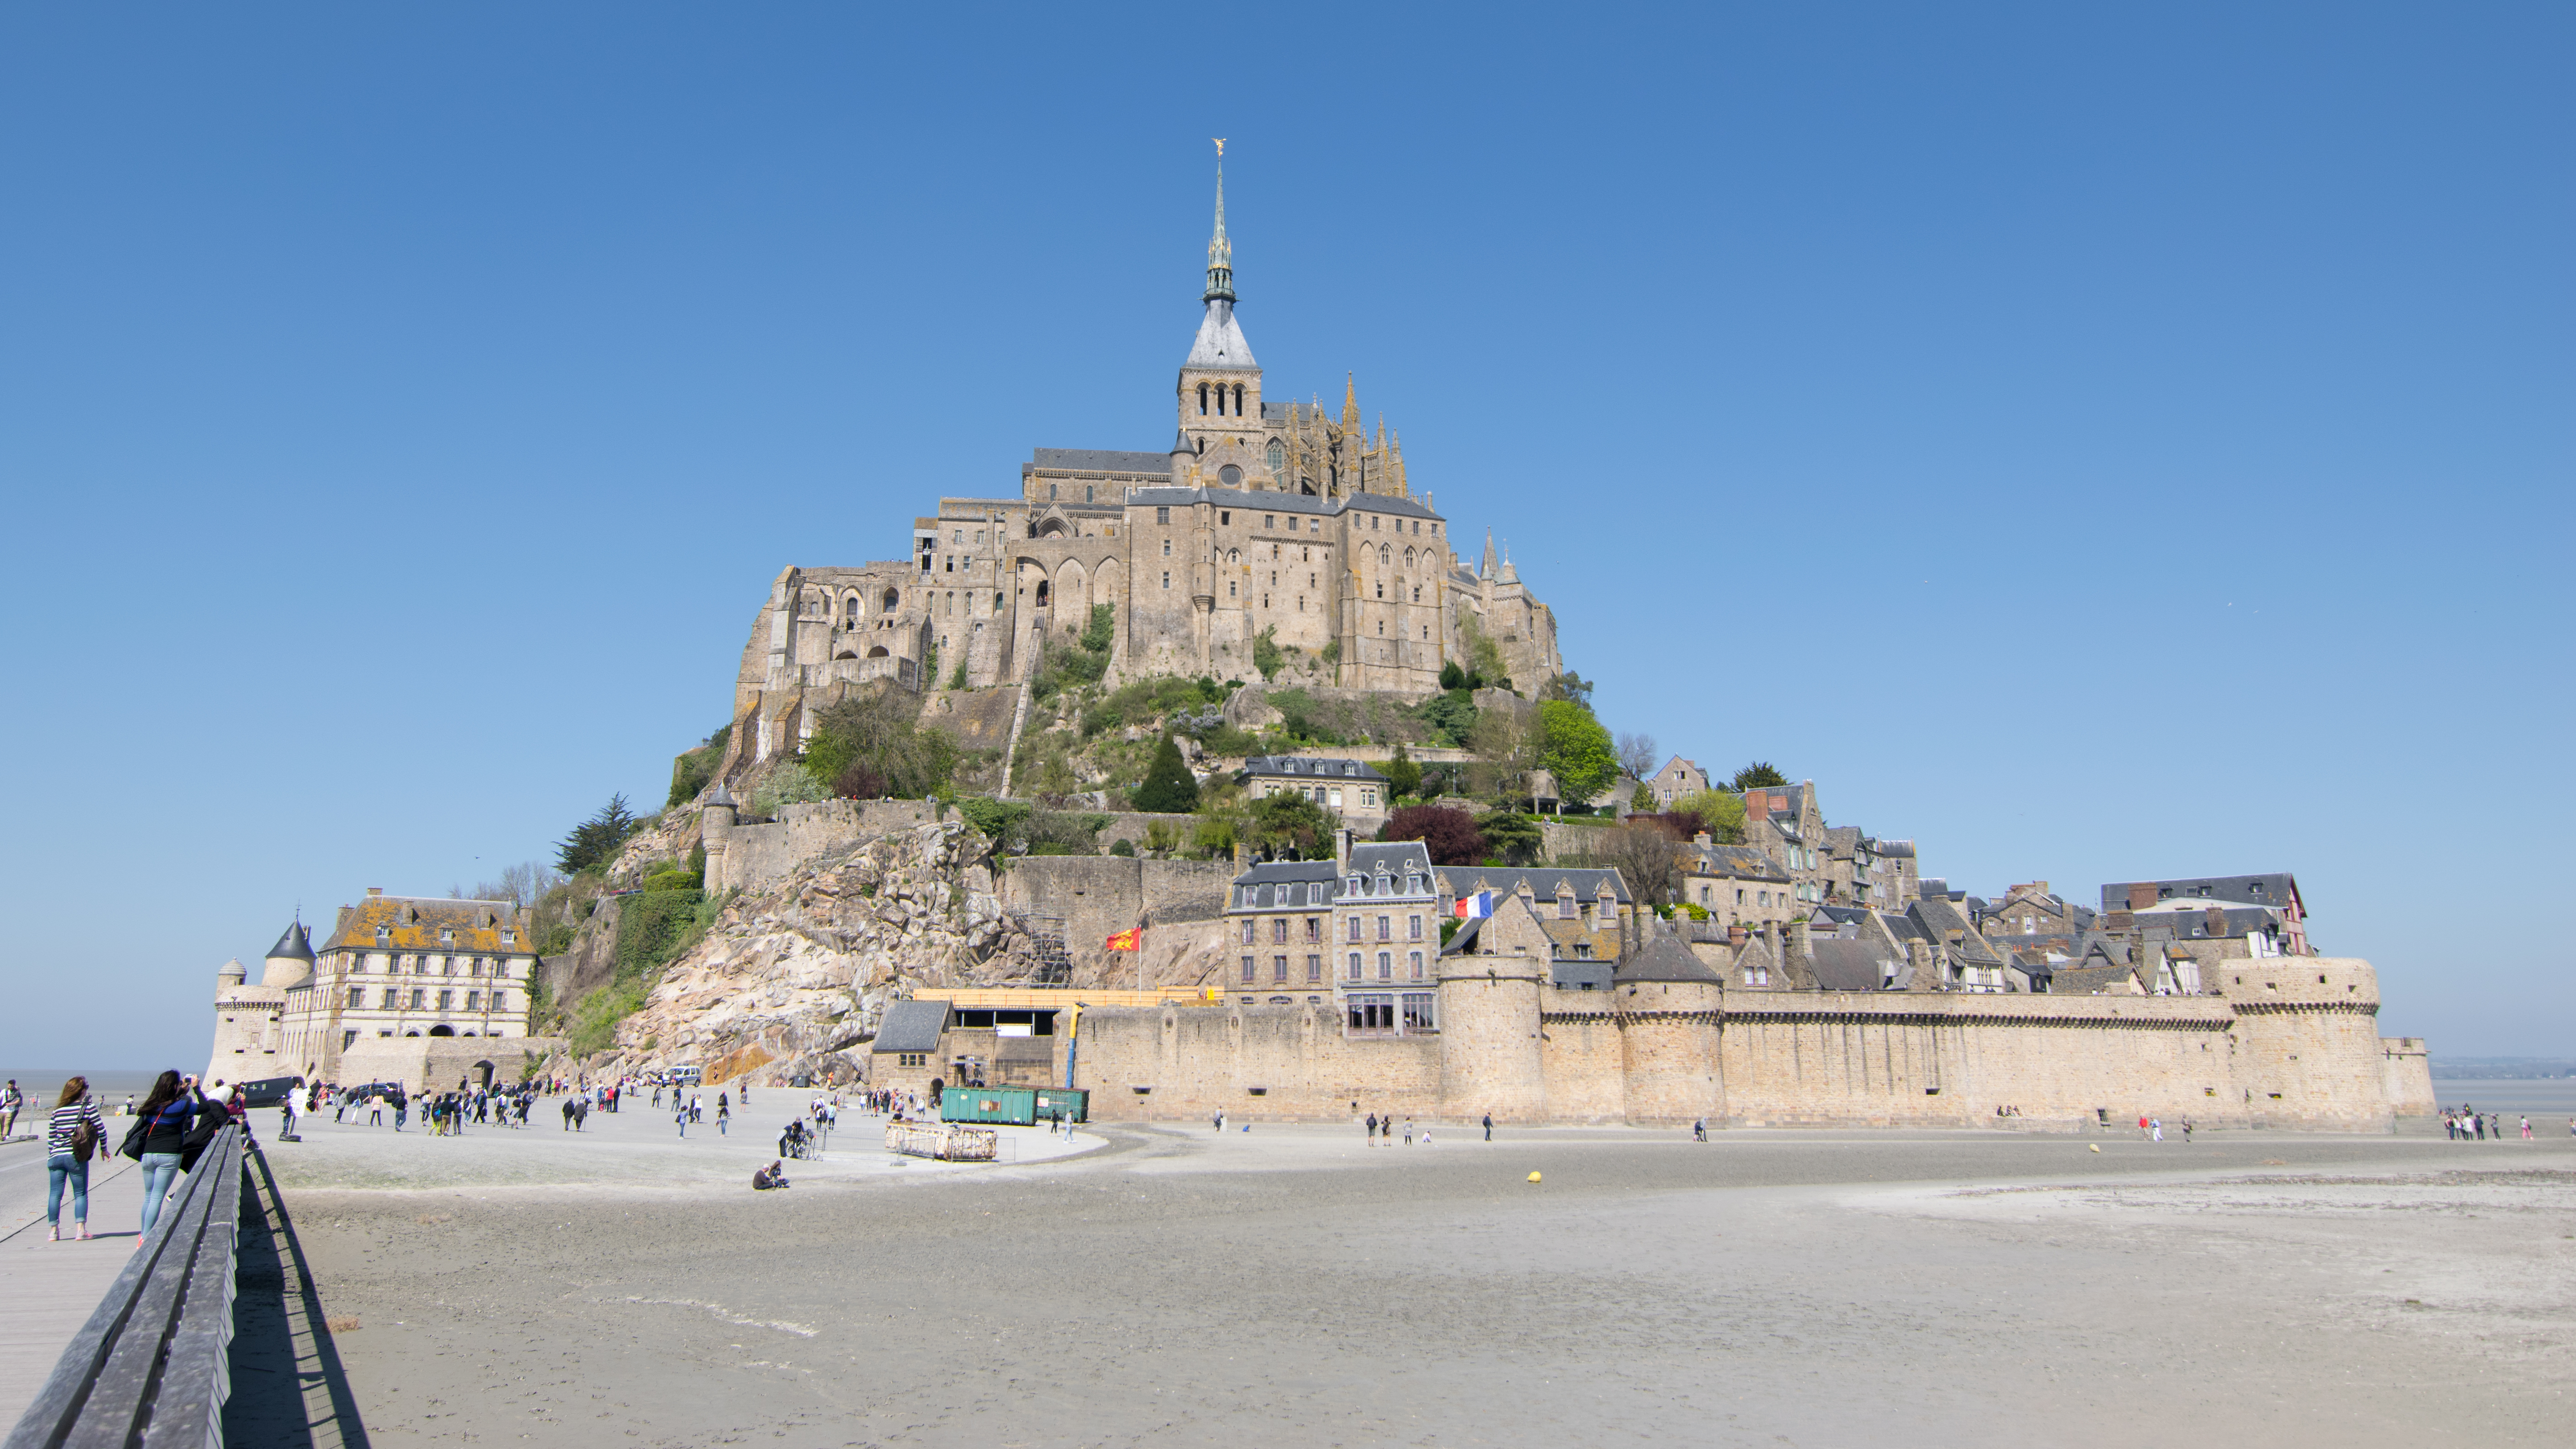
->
[1727, 922, 1747, 947]
[366, 886, 384, 898]
[1233, 840, 1250, 873]
[2107, 909, 2134, 932]
[2127, 883, 2156, 911]
[1335, 827, 1353, 874]
[2204, 905, 2229, 938]
[1694, 831, 1712, 848]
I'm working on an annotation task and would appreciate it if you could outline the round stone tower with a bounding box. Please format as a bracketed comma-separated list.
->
[701, 781, 738, 892]
[259, 918, 315, 989]
[1612, 927, 1727, 1125]
[1436, 951, 1549, 1123]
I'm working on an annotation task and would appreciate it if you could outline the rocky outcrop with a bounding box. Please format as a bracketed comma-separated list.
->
[584, 820, 1235, 1084]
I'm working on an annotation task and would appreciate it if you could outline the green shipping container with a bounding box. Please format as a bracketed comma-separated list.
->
[941, 1086, 1038, 1126]
[1033, 1087, 1089, 1124]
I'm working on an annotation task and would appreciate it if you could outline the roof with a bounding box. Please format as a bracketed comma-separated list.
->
[1615, 932, 1724, 985]
[1232, 859, 1341, 888]
[1185, 298, 1258, 369]
[2099, 873, 2302, 915]
[1440, 866, 1633, 906]
[1347, 841, 1433, 877]
[267, 921, 315, 963]
[1239, 756, 1386, 782]
[1807, 939, 1900, 991]
[872, 999, 952, 1055]
[1552, 960, 1615, 990]
[1030, 448, 1176, 475]
[320, 895, 535, 957]
[1440, 915, 1487, 957]
[1682, 843, 1790, 883]
[2049, 964, 2144, 996]
[1119, 484, 1443, 523]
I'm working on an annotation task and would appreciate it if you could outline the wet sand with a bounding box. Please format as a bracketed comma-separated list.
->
[283, 1114, 2575, 1447]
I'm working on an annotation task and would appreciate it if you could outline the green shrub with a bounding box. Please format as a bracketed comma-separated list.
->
[1380, 742, 1423, 800]
[751, 764, 829, 816]
[949, 661, 969, 689]
[1144, 819, 1176, 853]
[805, 685, 958, 799]
[642, 869, 700, 893]
[1133, 735, 1201, 812]
[957, 796, 1032, 846]
[1110, 838, 1136, 856]
[1252, 625, 1284, 681]
[1319, 639, 1340, 669]
[615, 889, 708, 977]
[666, 724, 733, 808]
[1201, 723, 1257, 757]
[568, 981, 645, 1057]
[1413, 690, 1478, 749]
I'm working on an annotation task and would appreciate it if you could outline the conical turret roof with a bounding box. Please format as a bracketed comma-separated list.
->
[1615, 927, 1723, 985]
[266, 920, 314, 962]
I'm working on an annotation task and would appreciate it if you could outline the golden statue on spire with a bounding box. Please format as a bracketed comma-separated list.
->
[1213, 138, 1225, 157]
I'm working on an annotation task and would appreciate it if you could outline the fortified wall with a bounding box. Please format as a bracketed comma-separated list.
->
[1058, 955, 2421, 1131]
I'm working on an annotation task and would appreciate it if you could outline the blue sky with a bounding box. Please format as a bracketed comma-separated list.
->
[2, 6, 2567, 1069]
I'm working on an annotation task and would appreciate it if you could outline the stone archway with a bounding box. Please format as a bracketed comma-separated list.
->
[1056, 558, 1089, 624]
[474, 1059, 496, 1088]
[428, 1024, 455, 1037]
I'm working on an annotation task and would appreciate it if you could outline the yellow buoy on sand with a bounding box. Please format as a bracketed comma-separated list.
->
[1527, 1171, 1542, 1183]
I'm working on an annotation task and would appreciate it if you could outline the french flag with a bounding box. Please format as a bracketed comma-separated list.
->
[1454, 891, 1493, 921]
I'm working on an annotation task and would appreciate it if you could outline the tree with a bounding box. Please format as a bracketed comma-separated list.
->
[806, 684, 959, 799]
[1632, 783, 1656, 812]
[1730, 761, 1788, 791]
[1380, 804, 1486, 866]
[1473, 809, 1545, 866]
[1615, 731, 1658, 782]
[1674, 788, 1747, 844]
[1540, 671, 1595, 709]
[1585, 821, 1684, 910]
[1133, 735, 1201, 813]
[1535, 700, 1617, 806]
[1244, 790, 1337, 859]
[555, 794, 641, 875]
[1380, 742, 1423, 801]
[1468, 701, 1536, 801]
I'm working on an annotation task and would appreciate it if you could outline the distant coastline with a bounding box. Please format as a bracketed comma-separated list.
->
[2429, 1058, 2576, 1080]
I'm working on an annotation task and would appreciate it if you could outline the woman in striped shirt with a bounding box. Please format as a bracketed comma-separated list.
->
[45, 1076, 106, 1242]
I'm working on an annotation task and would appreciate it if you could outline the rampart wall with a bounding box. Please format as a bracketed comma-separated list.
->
[1064, 957, 2405, 1131]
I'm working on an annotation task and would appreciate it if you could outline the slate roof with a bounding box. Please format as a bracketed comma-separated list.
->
[1347, 841, 1434, 878]
[320, 895, 535, 957]
[1614, 931, 1724, 985]
[1439, 866, 1633, 906]
[267, 921, 315, 963]
[2099, 873, 2302, 915]
[1552, 960, 1615, 990]
[872, 999, 952, 1055]
[1684, 843, 1790, 882]
[1119, 484, 1444, 522]
[1231, 859, 1340, 889]
[2049, 964, 2144, 995]
[1807, 938, 1900, 991]
[1185, 299, 1257, 369]
[1029, 448, 1177, 475]
[1240, 756, 1388, 782]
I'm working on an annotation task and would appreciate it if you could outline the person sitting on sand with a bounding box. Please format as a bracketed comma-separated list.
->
[753, 1161, 789, 1190]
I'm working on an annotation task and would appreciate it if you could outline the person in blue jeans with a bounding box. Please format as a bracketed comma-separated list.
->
[131, 1070, 202, 1237]
[45, 1075, 107, 1241]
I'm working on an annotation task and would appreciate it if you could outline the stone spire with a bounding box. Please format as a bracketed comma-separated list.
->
[1342, 373, 1360, 428]
[1203, 153, 1234, 304]
[1183, 146, 1256, 370]
[1500, 541, 1519, 583]
[1482, 528, 1498, 579]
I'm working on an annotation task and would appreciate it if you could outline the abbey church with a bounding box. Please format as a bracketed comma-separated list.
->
[725, 162, 1562, 769]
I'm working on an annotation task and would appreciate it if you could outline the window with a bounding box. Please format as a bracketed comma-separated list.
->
[1304, 916, 1320, 942]
[1306, 954, 1321, 982]
[1162, 572, 1171, 589]
[409, 989, 424, 1009]
[1242, 956, 1256, 985]
[1264, 515, 1275, 529]
[1408, 951, 1424, 980]
[1157, 506, 1171, 525]
[1376, 952, 1393, 980]
[1558, 893, 1577, 919]
[1348, 953, 1363, 980]
[491, 991, 507, 1011]
[1402, 993, 1436, 1033]
[466, 991, 481, 1010]
[1347, 917, 1362, 943]
[1240, 918, 1256, 945]
[1377, 915, 1392, 941]
[437, 989, 453, 1009]
[1349, 994, 1396, 1034]
[1408, 915, 1423, 940]
[1273, 955, 1288, 983]
[1162, 539, 1172, 556]
[1220, 464, 1242, 486]
[1272, 918, 1288, 945]
[1267, 441, 1284, 471]
[347, 987, 363, 1009]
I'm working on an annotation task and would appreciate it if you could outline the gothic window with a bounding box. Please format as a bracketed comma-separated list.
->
[1035, 580, 1050, 606]
[1266, 441, 1283, 471]
[994, 592, 1004, 611]
[1220, 464, 1242, 485]
[1404, 548, 1414, 567]
[1380, 544, 1391, 566]
[1232, 384, 1245, 415]
[1198, 383, 1209, 415]
[1050, 484, 1058, 500]
[883, 588, 900, 613]
[1229, 549, 1239, 564]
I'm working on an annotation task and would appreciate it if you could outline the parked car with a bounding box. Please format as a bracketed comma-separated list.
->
[234, 1076, 305, 1109]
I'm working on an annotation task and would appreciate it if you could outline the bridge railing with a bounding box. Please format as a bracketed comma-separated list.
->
[4, 1123, 245, 1449]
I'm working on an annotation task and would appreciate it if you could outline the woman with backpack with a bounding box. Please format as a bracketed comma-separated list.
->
[45, 1076, 107, 1241]
[127, 1071, 204, 1237]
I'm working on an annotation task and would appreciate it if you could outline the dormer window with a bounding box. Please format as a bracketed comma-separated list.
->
[501, 929, 516, 944]
[374, 926, 389, 943]
[439, 927, 455, 943]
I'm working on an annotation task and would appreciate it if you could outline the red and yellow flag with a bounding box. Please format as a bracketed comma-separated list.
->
[1105, 927, 1143, 951]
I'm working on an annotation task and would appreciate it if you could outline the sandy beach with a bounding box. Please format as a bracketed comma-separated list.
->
[253, 1096, 2576, 1449]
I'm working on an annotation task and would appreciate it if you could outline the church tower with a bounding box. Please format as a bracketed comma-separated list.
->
[1176, 145, 1267, 489]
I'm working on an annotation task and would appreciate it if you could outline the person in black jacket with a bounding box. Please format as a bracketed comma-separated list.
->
[131, 1071, 203, 1236]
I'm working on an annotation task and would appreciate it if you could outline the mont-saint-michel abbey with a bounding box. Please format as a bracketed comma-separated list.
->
[725, 162, 1560, 770]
